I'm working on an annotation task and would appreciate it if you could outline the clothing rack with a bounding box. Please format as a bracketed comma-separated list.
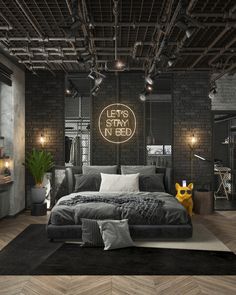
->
[65, 118, 90, 166]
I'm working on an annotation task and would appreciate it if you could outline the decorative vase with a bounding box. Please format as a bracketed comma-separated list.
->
[31, 187, 46, 204]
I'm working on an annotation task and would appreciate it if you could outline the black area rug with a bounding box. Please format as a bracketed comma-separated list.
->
[0, 224, 236, 275]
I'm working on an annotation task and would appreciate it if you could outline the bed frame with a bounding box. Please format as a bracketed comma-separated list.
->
[47, 166, 193, 240]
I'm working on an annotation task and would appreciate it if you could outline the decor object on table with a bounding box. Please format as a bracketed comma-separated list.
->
[175, 182, 193, 216]
[25, 149, 54, 204]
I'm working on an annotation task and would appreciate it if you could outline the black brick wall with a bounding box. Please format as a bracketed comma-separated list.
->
[91, 73, 146, 165]
[25, 71, 65, 166]
[172, 72, 213, 189]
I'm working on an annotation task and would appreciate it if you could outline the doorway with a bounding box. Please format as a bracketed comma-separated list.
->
[213, 112, 236, 210]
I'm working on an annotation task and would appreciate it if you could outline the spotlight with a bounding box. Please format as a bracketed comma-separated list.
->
[186, 27, 195, 38]
[145, 75, 153, 85]
[208, 84, 217, 99]
[65, 88, 71, 95]
[139, 93, 147, 102]
[168, 60, 174, 67]
[146, 85, 153, 92]
[95, 76, 103, 86]
[91, 85, 100, 96]
[115, 60, 125, 70]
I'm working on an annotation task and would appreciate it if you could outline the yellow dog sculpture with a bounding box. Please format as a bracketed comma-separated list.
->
[175, 183, 193, 217]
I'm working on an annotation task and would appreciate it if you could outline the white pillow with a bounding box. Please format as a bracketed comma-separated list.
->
[97, 219, 134, 250]
[99, 173, 140, 193]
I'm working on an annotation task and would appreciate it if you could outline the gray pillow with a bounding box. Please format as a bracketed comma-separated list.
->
[139, 174, 165, 192]
[81, 218, 104, 247]
[121, 165, 156, 175]
[97, 219, 134, 250]
[74, 174, 101, 192]
[82, 165, 117, 175]
[74, 203, 120, 224]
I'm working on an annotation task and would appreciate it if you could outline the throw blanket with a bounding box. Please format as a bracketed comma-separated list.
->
[58, 195, 165, 225]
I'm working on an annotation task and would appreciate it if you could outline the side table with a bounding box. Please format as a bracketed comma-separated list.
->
[193, 190, 214, 215]
[31, 201, 47, 216]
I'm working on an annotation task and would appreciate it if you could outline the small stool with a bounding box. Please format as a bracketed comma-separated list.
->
[31, 201, 47, 216]
[193, 190, 214, 215]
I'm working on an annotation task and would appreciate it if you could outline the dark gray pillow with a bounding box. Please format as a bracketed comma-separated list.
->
[82, 165, 117, 175]
[97, 219, 134, 250]
[74, 174, 101, 192]
[81, 218, 104, 247]
[139, 174, 165, 192]
[121, 165, 156, 175]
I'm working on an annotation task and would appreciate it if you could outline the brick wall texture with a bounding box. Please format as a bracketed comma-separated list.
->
[25, 70, 214, 190]
[212, 74, 236, 111]
[172, 72, 213, 190]
[25, 71, 65, 167]
[91, 73, 146, 165]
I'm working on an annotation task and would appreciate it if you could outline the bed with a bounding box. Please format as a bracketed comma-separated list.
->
[47, 166, 192, 240]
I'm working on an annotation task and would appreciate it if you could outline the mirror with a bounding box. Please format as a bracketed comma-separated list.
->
[64, 74, 91, 166]
[145, 75, 172, 167]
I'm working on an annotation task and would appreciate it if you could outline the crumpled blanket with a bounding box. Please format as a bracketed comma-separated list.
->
[58, 194, 165, 225]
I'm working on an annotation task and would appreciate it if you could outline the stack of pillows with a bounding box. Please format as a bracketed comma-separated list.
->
[72, 165, 166, 250]
[74, 165, 166, 194]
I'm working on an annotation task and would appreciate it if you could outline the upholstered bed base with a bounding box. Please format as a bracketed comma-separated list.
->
[46, 221, 193, 241]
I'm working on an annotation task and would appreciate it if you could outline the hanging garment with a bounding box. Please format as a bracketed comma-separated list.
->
[70, 136, 81, 166]
[65, 136, 72, 163]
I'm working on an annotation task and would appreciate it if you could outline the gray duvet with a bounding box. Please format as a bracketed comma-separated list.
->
[50, 191, 189, 226]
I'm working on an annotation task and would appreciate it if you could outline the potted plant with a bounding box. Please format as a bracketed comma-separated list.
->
[25, 149, 54, 204]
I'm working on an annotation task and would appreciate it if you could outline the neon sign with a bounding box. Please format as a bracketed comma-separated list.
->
[98, 103, 136, 144]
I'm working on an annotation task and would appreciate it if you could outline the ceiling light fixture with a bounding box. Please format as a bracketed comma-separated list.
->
[208, 83, 217, 99]
[115, 59, 125, 70]
[139, 91, 147, 102]
[145, 75, 153, 85]
[186, 27, 195, 39]
[146, 85, 153, 92]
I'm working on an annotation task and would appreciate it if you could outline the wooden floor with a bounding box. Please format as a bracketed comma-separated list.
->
[0, 211, 236, 295]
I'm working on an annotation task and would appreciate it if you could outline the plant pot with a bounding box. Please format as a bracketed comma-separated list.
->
[31, 187, 46, 204]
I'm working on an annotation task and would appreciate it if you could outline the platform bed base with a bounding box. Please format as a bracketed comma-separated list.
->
[46, 223, 193, 241]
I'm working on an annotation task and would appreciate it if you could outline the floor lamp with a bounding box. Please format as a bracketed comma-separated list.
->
[189, 134, 197, 183]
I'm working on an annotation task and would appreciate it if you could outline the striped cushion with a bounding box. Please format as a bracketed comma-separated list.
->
[81, 218, 104, 247]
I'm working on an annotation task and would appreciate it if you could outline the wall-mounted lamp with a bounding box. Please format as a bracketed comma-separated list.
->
[40, 134, 45, 147]
[189, 134, 197, 149]
[4, 159, 11, 176]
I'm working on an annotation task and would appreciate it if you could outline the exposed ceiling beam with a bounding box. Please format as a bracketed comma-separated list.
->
[14, 0, 43, 37]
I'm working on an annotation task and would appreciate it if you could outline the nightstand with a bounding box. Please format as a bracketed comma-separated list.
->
[193, 190, 214, 215]
[31, 201, 47, 216]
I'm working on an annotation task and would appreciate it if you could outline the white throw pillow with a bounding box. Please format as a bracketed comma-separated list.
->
[97, 219, 134, 250]
[99, 173, 140, 193]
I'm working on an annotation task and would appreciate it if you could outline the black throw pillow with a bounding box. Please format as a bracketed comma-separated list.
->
[81, 218, 104, 247]
[74, 174, 101, 192]
[139, 174, 165, 192]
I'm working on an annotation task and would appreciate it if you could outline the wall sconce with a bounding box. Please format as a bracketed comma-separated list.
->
[4, 159, 11, 176]
[189, 134, 197, 149]
[40, 134, 45, 147]
[189, 133, 197, 183]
